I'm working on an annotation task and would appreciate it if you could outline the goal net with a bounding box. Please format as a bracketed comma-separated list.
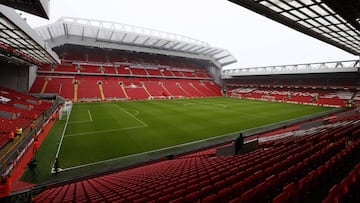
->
[59, 101, 73, 120]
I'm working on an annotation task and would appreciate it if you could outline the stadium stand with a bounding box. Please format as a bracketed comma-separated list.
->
[30, 47, 222, 101]
[101, 79, 127, 101]
[0, 86, 54, 149]
[227, 87, 352, 107]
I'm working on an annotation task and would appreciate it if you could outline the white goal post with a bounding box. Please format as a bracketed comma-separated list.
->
[59, 101, 73, 120]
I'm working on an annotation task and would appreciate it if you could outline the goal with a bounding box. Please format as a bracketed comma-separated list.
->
[59, 101, 73, 120]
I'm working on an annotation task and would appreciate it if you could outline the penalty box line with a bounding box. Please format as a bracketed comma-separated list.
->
[64, 125, 147, 138]
[65, 105, 148, 138]
[112, 104, 148, 127]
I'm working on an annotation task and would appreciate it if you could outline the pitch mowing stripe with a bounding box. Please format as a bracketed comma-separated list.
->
[64, 125, 147, 137]
[112, 104, 148, 127]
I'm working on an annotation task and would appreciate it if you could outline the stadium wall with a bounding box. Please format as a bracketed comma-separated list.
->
[208, 65, 222, 85]
[28, 65, 37, 90]
[0, 63, 29, 92]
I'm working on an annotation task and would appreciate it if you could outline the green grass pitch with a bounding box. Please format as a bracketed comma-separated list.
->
[58, 97, 332, 168]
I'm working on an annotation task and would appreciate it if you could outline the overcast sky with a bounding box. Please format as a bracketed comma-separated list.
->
[22, 0, 357, 70]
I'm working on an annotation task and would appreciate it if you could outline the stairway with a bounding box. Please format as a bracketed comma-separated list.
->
[40, 79, 48, 94]
[142, 82, 151, 98]
[73, 83, 78, 102]
[177, 83, 191, 97]
[190, 83, 205, 97]
[160, 82, 172, 97]
[98, 83, 106, 101]
[120, 83, 129, 99]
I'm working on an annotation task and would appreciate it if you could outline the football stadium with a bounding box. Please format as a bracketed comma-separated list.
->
[0, 0, 360, 202]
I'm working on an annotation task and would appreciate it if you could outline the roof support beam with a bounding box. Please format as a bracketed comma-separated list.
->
[203, 48, 219, 55]
[142, 36, 151, 45]
[209, 49, 224, 57]
[81, 25, 84, 40]
[120, 33, 127, 42]
[168, 41, 181, 50]
[63, 23, 69, 39]
[151, 38, 162, 47]
[109, 30, 114, 40]
[183, 44, 197, 52]
[215, 53, 231, 61]
[46, 27, 54, 42]
[197, 47, 212, 54]
[192, 46, 205, 53]
[176, 43, 188, 50]
[131, 35, 139, 43]
[95, 28, 100, 41]
[159, 40, 171, 48]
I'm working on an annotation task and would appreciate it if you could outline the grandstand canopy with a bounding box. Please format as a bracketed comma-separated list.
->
[0, 0, 49, 19]
[222, 59, 360, 77]
[0, 5, 59, 65]
[35, 17, 237, 68]
[228, 0, 360, 56]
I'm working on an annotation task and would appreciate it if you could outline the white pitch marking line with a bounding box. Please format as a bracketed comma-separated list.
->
[65, 125, 147, 137]
[184, 102, 227, 108]
[112, 104, 148, 127]
[88, 109, 93, 121]
[68, 120, 92, 124]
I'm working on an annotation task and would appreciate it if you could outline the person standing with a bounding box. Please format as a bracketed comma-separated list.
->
[33, 140, 39, 155]
[8, 131, 14, 142]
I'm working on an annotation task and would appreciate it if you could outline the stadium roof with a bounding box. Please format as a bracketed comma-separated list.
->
[0, 0, 49, 19]
[222, 59, 360, 77]
[0, 5, 59, 65]
[228, 0, 360, 56]
[35, 17, 237, 68]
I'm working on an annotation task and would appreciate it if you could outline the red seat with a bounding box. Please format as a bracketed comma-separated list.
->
[148, 191, 162, 200]
[232, 180, 246, 196]
[254, 182, 268, 203]
[157, 194, 172, 203]
[169, 197, 184, 203]
[225, 175, 237, 186]
[202, 194, 217, 203]
[265, 175, 278, 199]
[228, 197, 241, 203]
[133, 196, 147, 203]
[213, 180, 226, 192]
[184, 191, 199, 203]
[239, 189, 256, 203]
[172, 189, 186, 199]
[278, 170, 290, 188]
[272, 191, 289, 203]
[218, 187, 232, 203]
[200, 185, 213, 198]
[298, 175, 312, 202]
[283, 182, 299, 203]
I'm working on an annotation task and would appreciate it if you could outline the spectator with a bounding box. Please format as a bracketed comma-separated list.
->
[51, 113, 56, 120]
[33, 140, 39, 155]
[8, 131, 14, 142]
[14, 127, 20, 137]
[19, 127, 22, 136]
[29, 123, 34, 131]
[4, 175, 11, 196]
